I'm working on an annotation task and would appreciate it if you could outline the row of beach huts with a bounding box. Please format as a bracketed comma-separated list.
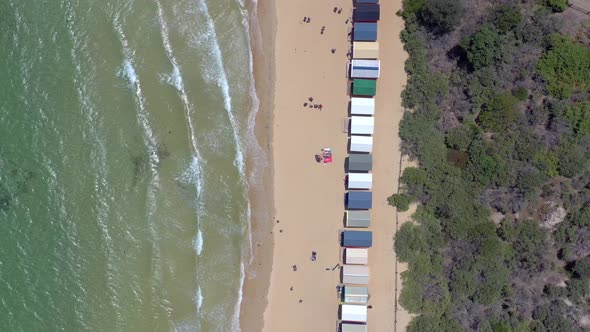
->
[338, 1, 380, 332]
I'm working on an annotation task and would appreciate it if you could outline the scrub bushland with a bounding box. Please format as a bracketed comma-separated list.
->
[394, 0, 590, 331]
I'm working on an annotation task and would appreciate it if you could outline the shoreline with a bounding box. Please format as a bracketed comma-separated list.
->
[239, 0, 277, 330]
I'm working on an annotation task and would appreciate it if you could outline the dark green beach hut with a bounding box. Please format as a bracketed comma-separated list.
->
[352, 79, 376, 96]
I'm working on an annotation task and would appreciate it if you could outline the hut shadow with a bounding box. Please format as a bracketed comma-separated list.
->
[343, 192, 349, 210]
[347, 100, 352, 117]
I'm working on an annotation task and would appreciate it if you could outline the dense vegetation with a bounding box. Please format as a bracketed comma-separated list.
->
[391, 0, 590, 330]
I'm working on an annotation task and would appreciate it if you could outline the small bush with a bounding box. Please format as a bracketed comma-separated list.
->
[421, 0, 465, 34]
[461, 26, 502, 70]
[493, 5, 522, 34]
[545, 0, 568, 12]
[389, 193, 413, 212]
[477, 93, 520, 131]
[514, 87, 528, 101]
[538, 34, 590, 99]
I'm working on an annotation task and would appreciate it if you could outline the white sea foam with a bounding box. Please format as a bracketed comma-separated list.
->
[161, 64, 184, 92]
[155, 0, 205, 228]
[196, 286, 203, 311]
[231, 262, 246, 332]
[113, 16, 165, 317]
[113, 16, 160, 175]
[155, 0, 200, 157]
[242, 0, 269, 267]
[193, 228, 203, 256]
[195, 0, 246, 176]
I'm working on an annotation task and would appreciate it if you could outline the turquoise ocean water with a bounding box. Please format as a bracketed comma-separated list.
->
[0, 0, 264, 331]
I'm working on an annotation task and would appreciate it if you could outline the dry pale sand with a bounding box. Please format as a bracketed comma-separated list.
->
[367, 1, 409, 331]
[241, 0, 410, 330]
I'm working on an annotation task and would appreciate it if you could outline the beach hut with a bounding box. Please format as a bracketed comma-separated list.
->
[353, 22, 378, 41]
[346, 210, 371, 227]
[346, 191, 372, 209]
[349, 136, 373, 153]
[353, 4, 380, 22]
[345, 248, 369, 265]
[350, 59, 380, 79]
[341, 304, 368, 323]
[350, 116, 375, 135]
[341, 323, 368, 332]
[342, 230, 373, 247]
[342, 265, 370, 284]
[355, 0, 378, 3]
[350, 97, 375, 115]
[343, 286, 369, 304]
[347, 154, 372, 172]
[348, 173, 372, 190]
[353, 41, 379, 59]
[352, 79, 377, 96]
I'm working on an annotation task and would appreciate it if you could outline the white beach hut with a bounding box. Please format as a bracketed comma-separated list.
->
[350, 136, 373, 153]
[347, 173, 373, 190]
[343, 286, 369, 304]
[346, 210, 371, 228]
[340, 304, 368, 323]
[341, 323, 368, 332]
[342, 265, 370, 285]
[350, 116, 375, 135]
[345, 248, 369, 265]
[350, 97, 375, 116]
[350, 59, 380, 79]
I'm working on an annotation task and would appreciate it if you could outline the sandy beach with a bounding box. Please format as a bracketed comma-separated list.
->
[241, 0, 409, 330]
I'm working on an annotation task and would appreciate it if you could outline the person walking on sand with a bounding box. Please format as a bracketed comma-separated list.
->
[319, 104, 323, 111]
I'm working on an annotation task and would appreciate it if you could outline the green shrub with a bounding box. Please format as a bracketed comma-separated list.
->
[399, 254, 451, 315]
[514, 87, 528, 101]
[545, 0, 568, 12]
[538, 34, 590, 99]
[533, 151, 559, 178]
[402, 0, 425, 17]
[557, 141, 587, 177]
[395, 222, 427, 262]
[564, 102, 590, 138]
[388, 193, 413, 212]
[421, 0, 465, 34]
[462, 26, 502, 70]
[572, 256, 590, 278]
[401, 27, 449, 112]
[493, 5, 522, 34]
[407, 314, 462, 332]
[446, 124, 478, 151]
[477, 93, 520, 132]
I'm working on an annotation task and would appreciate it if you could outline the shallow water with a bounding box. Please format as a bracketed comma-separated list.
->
[0, 0, 260, 331]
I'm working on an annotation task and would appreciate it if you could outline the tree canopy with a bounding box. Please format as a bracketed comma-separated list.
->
[538, 34, 590, 99]
[395, 0, 590, 330]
